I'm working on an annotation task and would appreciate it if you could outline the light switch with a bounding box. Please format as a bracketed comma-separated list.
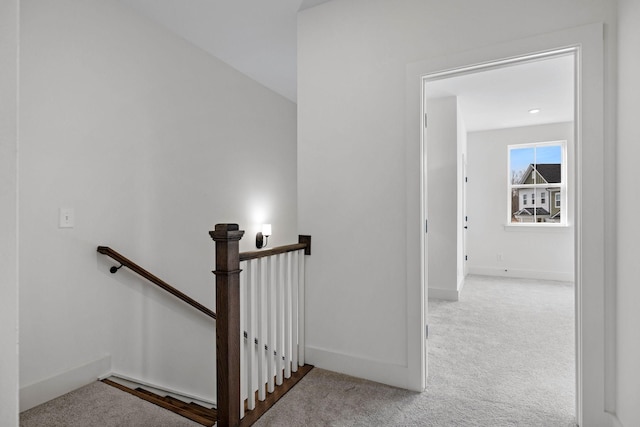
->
[59, 208, 74, 228]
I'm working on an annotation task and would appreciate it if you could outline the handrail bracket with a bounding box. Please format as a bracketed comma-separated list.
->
[110, 264, 124, 274]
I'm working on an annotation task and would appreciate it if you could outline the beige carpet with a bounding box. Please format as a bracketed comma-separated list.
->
[254, 275, 575, 426]
[20, 381, 201, 427]
[21, 275, 575, 426]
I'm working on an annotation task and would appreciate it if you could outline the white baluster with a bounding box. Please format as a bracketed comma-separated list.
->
[298, 249, 305, 366]
[291, 251, 299, 372]
[256, 258, 266, 401]
[239, 260, 246, 419]
[266, 256, 275, 393]
[284, 252, 292, 379]
[276, 254, 284, 386]
[246, 260, 255, 411]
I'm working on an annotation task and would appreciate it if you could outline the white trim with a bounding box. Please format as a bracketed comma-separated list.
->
[504, 223, 571, 231]
[305, 345, 414, 389]
[467, 267, 574, 282]
[407, 22, 608, 427]
[610, 414, 625, 427]
[428, 287, 459, 301]
[19, 355, 111, 412]
[0, 1, 19, 424]
[102, 373, 215, 408]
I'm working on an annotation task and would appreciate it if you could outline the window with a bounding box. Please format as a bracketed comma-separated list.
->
[508, 141, 567, 225]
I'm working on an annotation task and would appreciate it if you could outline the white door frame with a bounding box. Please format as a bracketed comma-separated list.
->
[405, 23, 611, 426]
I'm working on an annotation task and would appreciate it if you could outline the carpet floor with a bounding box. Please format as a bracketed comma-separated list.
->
[253, 275, 576, 426]
[19, 380, 201, 427]
[20, 275, 575, 426]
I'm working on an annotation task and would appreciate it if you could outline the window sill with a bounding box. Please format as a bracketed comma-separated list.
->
[503, 223, 572, 232]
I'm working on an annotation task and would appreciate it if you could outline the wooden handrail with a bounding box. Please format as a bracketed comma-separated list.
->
[239, 243, 305, 261]
[239, 235, 311, 261]
[97, 246, 216, 320]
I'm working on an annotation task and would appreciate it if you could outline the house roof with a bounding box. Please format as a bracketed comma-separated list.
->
[519, 163, 561, 184]
[514, 207, 551, 216]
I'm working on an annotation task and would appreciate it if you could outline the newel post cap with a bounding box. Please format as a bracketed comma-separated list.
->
[209, 223, 245, 241]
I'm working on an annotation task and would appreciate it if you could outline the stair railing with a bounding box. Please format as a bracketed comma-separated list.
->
[239, 236, 310, 422]
[96, 246, 216, 320]
[210, 224, 311, 426]
[98, 225, 311, 427]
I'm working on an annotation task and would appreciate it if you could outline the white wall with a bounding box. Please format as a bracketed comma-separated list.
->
[0, 0, 19, 424]
[19, 0, 297, 409]
[466, 123, 574, 281]
[616, 0, 640, 425]
[426, 96, 460, 300]
[298, 0, 616, 420]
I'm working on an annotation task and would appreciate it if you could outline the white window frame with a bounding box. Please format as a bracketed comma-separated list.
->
[507, 140, 567, 226]
[555, 192, 561, 208]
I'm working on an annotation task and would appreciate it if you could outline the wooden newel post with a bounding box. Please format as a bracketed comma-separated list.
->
[210, 224, 245, 427]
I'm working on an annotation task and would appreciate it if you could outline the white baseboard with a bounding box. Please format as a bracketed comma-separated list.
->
[20, 355, 111, 412]
[467, 266, 574, 282]
[104, 373, 215, 407]
[305, 345, 419, 391]
[428, 287, 459, 301]
[610, 413, 624, 427]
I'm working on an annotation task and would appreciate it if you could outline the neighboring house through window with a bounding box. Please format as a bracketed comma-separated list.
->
[508, 141, 567, 224]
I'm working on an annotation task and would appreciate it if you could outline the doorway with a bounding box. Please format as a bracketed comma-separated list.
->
[422, 48, 577, 419]
[406, 23, 608, 425]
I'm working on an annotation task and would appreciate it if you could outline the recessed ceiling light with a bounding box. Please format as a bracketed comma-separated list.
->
[529, 108, 541, 114]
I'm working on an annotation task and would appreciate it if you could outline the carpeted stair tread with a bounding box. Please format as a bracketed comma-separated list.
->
[187, 402, 218, 419]
[102, 379, 214, 426]
[155, 394, 216, 420]
[132, 386, 214, 418]
[100, 364, 314, 426]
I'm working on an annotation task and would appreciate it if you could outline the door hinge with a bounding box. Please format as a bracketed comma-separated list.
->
[425, 219, 428, 233]
[425, 324, 429, 339]
[424, 113, 428, 128]
[465, 176, 468, 183]
[465, 255, 468, 261]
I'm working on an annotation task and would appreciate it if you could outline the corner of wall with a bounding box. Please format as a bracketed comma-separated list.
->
[428, 287, 459, 301]
[305, 346, 421, 391]
[610, 414, 624, 427]
[19, 355, 111, 412]
[0, 0, 19, 424]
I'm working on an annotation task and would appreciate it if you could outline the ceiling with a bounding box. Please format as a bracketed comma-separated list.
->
[426, 54, 574, 132]
[116, 1, 574, 132]
[118, 0, 333, 102]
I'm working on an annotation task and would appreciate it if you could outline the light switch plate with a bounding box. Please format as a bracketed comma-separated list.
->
[59, 208, 74, 228]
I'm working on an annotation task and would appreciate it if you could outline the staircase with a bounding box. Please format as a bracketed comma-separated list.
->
[102, 364, 314, 426]
[101, 379, 217, 426]
[98, 224, 313, 426]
